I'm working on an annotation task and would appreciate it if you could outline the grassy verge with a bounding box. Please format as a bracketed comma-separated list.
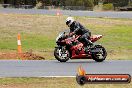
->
[0, 14, 132, 60]
[0, 78, 131, 88]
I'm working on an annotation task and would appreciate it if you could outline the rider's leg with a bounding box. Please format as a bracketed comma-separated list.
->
[80, 33, 93, 52]
[81, 33, 93, 47]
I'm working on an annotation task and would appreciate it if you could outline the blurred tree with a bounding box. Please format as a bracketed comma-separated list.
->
[102, 0, 129, 7]
[65, 0, 94, 7]
[0, 0, 3, 7]
[93, 0, 99, 5]
[0, 0, 130, 8]
[65, 0, 75, 6]
[36, 0, 44, 8]
[0, 0, 3, 3]
[113, 0, 129, 7]
[84, 0, 94, 7]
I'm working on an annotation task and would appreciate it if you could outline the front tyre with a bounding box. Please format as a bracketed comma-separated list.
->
[91, 45, 107, 62]
[54, 47, 70, 62]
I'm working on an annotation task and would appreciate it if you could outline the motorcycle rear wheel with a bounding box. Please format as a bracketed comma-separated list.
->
[91, 45, 107, 62]
[54, 47, 70, 62]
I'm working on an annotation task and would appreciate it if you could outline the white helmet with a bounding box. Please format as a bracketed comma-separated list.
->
[66, 17, 74, 27]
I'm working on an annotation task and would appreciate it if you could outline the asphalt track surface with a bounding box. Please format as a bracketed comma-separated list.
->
[0, 60, 132, 77]
[0, 8, 132, 18]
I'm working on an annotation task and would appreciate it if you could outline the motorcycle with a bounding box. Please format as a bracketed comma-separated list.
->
[54, 30, 107, 62]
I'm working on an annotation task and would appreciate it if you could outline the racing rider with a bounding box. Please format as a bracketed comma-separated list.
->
[66, 17, 93, 52]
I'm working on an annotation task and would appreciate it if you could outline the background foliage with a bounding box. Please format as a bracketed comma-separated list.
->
[0, 0, 130, 7]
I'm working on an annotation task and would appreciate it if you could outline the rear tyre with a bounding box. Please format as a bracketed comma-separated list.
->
[91, 45, 107, 62]
[54, 47, 70, 62]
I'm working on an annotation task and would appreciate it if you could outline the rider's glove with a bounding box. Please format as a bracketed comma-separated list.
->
[69, 32, 74, 37]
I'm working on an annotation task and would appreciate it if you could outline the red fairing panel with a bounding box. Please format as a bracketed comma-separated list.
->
[71, 43, 92, 59]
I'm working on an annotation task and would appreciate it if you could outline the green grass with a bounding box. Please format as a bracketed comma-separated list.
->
[0, 78, 131, 88]
[94, 25, 132, 49]
[22, 34, 55, 50]
[0, 31, 55, 51]
[0, 14, 132, 60]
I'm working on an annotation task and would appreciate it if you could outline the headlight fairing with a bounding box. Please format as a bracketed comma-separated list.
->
[56, 33, 64, 42]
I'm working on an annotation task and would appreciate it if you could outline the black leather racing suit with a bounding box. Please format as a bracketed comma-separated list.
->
[69, 21, 92, 47]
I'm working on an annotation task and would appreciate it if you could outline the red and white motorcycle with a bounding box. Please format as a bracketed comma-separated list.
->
[54, 30, 107, 62]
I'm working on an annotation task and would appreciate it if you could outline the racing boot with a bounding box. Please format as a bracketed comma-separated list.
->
[84, 46, 90, 53]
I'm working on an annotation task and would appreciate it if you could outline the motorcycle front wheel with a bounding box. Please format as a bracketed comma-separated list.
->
[54, 47, 70, 62]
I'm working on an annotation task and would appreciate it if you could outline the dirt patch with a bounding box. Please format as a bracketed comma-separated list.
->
[0, 52, 45, 60]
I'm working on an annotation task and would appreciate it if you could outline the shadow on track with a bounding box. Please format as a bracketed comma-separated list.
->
[53, 60, 109, 64]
